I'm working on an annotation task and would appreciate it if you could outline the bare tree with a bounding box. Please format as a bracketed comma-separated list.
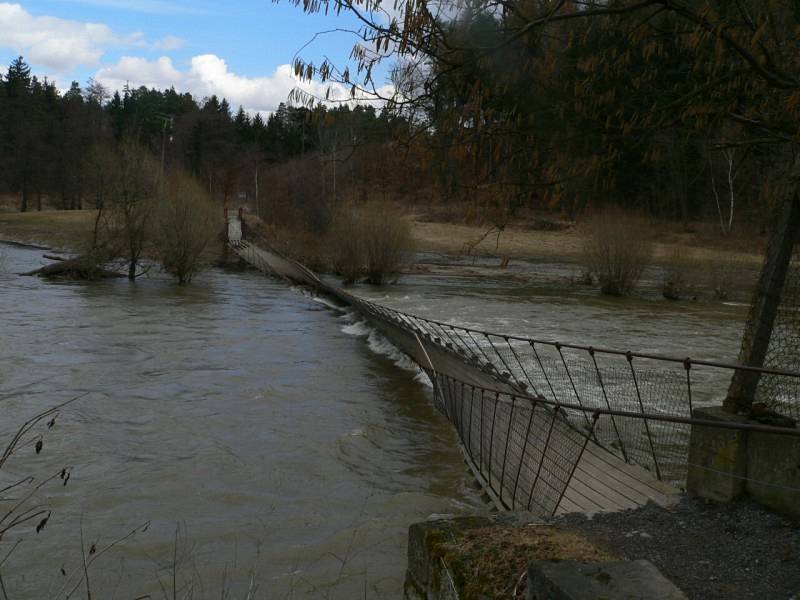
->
[95, 140, 161, 280]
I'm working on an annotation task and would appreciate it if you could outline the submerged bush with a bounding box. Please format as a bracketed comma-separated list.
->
[582, 208, 654, 296]
[154, 169, 219, 284]
[661, 247, 694, 301]
[328, 202, 413, 285]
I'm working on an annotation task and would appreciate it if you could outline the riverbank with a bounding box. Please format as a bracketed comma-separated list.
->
[406, 497, 800, 599]
[1, 209, 764, 303]
[1, 208, 765, 264]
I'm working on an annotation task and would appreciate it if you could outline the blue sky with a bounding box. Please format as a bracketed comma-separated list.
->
[0, 1, 394, 112]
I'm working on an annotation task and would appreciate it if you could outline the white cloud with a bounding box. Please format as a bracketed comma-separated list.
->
[96, 54, 393, 114]
[54, 0, 206, 15]
[0, 3, 185, 74]
[0, 3, 392, 113]
[0, 3, 117, 71]
[154, 35, 186, 51]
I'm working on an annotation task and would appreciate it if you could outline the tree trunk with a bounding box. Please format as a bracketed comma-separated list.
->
[20, 187, 28, 213]
[37, 190, 42, 211]
[725, 174, 800, 414]
[128, 259, 137, 281]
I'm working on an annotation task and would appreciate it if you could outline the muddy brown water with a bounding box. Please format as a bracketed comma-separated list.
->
[0, 243, 750, 598]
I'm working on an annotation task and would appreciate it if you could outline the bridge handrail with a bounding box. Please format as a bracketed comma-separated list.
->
[360, 302, 800, 379]
[433, 372, 800, 437]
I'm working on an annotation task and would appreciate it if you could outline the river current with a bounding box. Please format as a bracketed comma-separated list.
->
[0, 243, 749, 598]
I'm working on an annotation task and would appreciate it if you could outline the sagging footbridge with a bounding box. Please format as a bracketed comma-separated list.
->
[226, 213, 800, 517]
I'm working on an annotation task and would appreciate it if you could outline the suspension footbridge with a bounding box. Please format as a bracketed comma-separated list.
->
[226, 212, 800, 517]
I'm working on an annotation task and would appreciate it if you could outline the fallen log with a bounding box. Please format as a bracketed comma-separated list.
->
[21, 257, 124, 279]
[0, 239, 51, 250]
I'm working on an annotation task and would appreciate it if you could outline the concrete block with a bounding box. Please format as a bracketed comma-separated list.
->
[526, 559, 686, 600]
[687, 406, 749, 502]
[404, 516, 492, 600]
[747, 429, 800, 520]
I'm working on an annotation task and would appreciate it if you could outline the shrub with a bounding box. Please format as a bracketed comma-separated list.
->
[328, 202, 413, 285]
[661, 247, 694, 301]
[154, 169, 220, 284]
[582, 207, 654, 296]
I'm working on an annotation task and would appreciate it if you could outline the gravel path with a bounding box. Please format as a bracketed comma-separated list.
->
[552, 497, 799, 599]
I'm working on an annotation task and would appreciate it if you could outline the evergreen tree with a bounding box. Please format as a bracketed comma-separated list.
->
[5, 56, 31, 97]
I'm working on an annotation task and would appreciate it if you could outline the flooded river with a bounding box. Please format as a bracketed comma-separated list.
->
[0, 244, 477, 599]
[0, 243, 750, 598]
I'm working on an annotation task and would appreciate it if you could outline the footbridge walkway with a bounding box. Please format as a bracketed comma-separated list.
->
[226, 213, 800, 517]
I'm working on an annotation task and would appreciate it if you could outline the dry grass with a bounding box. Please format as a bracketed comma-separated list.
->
[437, 523, 616, 600]
[410, 218, 763, 268]
[411, 220, 584, 258]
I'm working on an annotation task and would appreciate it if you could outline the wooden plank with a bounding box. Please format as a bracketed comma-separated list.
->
[566, 464, 645, 511]
[554, 494, 584, 516]
[579, 445, 680, 503]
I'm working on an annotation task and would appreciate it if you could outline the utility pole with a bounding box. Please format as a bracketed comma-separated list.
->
[154, 112, 174, 175]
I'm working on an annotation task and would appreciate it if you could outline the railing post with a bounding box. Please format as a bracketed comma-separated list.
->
[553, 412, 599, 516]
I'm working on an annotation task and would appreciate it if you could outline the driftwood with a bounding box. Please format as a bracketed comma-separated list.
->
[21, 256, 124, 280]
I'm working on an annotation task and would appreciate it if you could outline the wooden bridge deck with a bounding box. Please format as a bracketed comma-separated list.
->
[226, 215, 681, 516]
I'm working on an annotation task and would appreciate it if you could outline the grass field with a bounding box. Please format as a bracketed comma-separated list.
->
[0, 210, 96, 251]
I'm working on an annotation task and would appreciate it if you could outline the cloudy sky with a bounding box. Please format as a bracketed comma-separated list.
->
[0, 1, 392, 113]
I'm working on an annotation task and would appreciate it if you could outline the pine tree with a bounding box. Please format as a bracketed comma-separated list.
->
[234, 106, 250, 130]
[5, 56, 31, 98]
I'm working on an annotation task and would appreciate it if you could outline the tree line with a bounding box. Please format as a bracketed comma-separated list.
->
[0, 56, 398, 215]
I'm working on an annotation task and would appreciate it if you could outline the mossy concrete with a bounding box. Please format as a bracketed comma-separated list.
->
[747, 429, 800, 520]
[404, 516, 493, 600]
[687, 407, 749, 502]
[687, 406, 800, 520]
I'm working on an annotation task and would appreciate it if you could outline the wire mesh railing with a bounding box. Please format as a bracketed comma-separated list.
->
[425, 371, 800, 515]
[338, 292, 800, 488]
[757, 245, 800, 421]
